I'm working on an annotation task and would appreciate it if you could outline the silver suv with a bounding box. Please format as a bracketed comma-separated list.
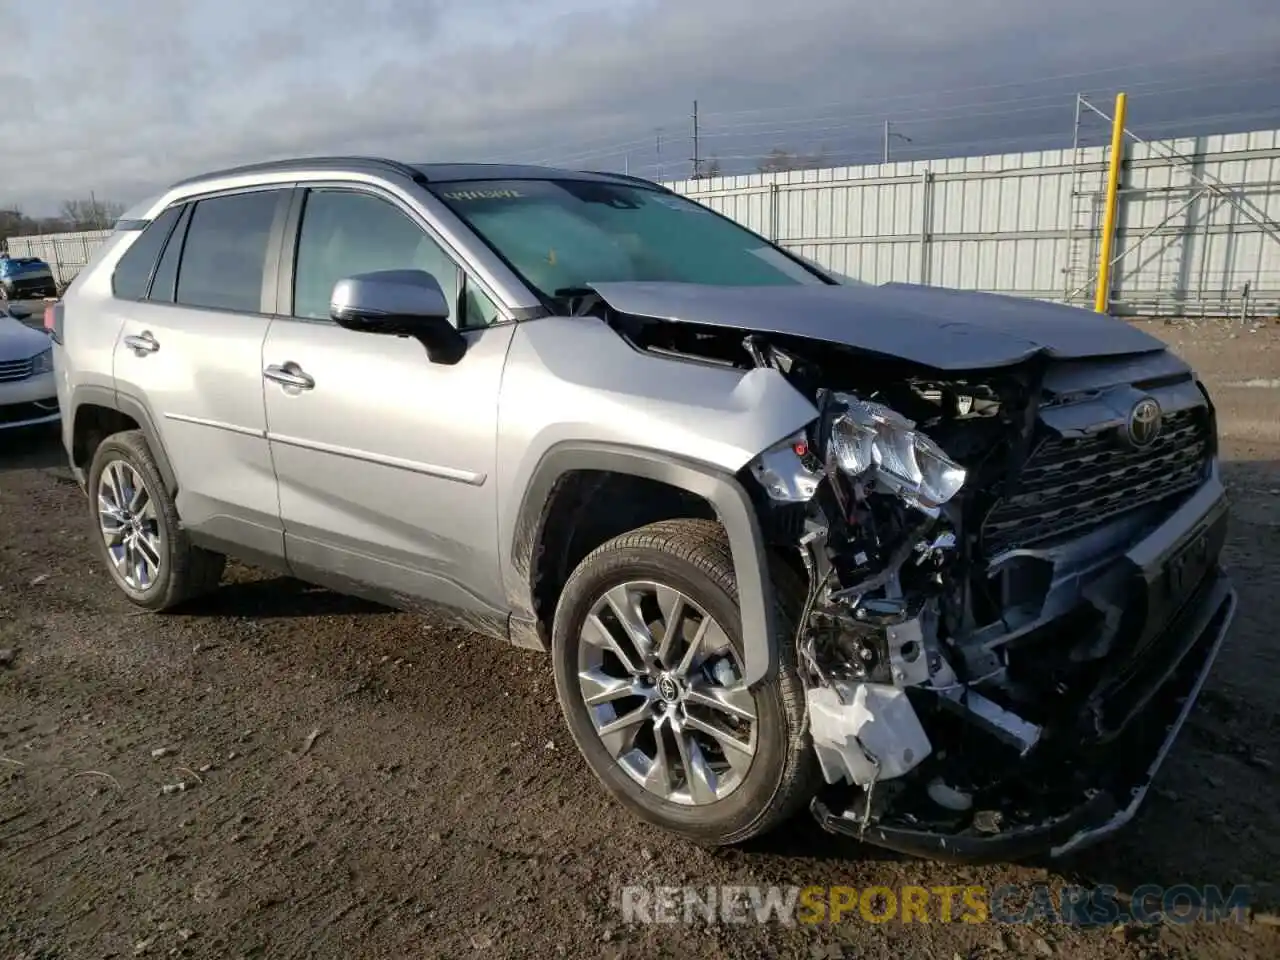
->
[51, 157, 1236, 861]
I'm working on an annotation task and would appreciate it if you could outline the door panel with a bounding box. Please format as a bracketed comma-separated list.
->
[114, 302, 279, 556]
[262, 319, 515, 612]
[264, 185, 514, 614]
[112, 189, 285, 559]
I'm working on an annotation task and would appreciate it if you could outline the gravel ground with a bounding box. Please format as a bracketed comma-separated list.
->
[2, 319, 1279, 959]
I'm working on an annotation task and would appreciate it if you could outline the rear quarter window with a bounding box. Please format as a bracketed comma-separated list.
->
[147, 205, 193, 304]
[111, 206, 183, 300]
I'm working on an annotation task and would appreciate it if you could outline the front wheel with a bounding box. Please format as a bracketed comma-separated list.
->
[551, 519, 818, 845]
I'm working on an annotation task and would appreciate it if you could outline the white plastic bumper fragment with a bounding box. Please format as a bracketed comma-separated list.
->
[806, 683, 932, 786]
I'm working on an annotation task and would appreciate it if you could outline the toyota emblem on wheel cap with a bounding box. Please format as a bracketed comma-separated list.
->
[1126, 397, 1163, 448]
[656, 674, 681, 703]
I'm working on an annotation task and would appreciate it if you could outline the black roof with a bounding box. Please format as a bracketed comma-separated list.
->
[412, 162, 653, 185]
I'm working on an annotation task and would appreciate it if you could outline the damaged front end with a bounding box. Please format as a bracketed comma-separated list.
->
[739, 337, 1238, 863]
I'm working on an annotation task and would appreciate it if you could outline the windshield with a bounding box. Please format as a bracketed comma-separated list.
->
[431, 179, 828, 302]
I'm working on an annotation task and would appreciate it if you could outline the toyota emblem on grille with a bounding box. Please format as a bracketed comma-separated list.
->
[1126, 397, 1163, 448]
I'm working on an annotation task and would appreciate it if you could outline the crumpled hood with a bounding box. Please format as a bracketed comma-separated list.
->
[586, 281, 1166, 371]
[0, 312, 51, 363]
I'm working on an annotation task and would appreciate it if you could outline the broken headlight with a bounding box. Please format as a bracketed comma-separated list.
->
[829, 398, 966, 510]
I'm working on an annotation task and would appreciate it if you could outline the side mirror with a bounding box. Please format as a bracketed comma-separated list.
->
[330, 269, 466, 365]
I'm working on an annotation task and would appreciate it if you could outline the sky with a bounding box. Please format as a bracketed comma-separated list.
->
[2, 0, 1279, 215]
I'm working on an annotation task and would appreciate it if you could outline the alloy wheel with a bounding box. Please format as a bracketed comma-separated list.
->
[577, 580, 758, 805]
[97, 459, 163, 591]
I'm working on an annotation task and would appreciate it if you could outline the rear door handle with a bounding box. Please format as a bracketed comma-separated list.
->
[123, 331, 160, 355]
[263, 363, 315, 390]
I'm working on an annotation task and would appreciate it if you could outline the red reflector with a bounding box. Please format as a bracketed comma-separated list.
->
[792, 440, 808, 457]
[43, 304, 55, 331]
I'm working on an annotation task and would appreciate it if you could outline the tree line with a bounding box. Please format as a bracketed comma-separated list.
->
[0, 198, 128, 248]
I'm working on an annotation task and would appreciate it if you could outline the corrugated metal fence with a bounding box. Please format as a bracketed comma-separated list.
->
[7, 127, 1280, 317]
[5, 229, 111, 286]
[666, 127, 1280, 318]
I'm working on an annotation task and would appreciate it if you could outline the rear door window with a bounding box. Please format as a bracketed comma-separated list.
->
[111, 205, 183, 300]
[175, 190, 282, 313]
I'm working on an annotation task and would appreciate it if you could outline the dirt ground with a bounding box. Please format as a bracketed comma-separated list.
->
[2, 318, 1279, 960]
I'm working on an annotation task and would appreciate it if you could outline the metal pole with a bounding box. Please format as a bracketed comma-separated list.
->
[691, 101, 700, 179]
[883, 121, 890, 164]
[655, 128, 663, 183]
[769, 183, 780, 242]
[1063, 93, 1083, 299]
[1094, 92, 1128, 313]
[919, 170, 932, 284]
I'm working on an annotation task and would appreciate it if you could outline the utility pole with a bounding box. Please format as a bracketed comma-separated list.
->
[691, 100, 700, 179]
[656, 128, 664, 183]
[883, 121, 912, 163]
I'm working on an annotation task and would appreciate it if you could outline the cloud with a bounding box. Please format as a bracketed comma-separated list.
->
[2, 0, 1278, 213]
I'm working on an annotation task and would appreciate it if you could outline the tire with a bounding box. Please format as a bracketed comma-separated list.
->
[87, 429, 225, 610]
[551, 518, 819, 846]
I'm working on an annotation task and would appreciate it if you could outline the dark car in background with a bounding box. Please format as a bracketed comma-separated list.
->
[0, 253, 59, 300]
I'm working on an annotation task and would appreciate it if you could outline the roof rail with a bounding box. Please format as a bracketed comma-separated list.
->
[170, 155, 428, 188]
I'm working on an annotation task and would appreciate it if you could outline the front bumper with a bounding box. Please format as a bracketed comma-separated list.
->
[0, 371, 59, 430]
[812, 474, 1237, 863]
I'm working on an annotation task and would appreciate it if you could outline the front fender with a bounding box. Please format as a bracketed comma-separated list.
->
[496, 317, 820, 686]
[509, 442, 782, 687]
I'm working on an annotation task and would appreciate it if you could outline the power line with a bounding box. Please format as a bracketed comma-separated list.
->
[477, 126, 685, 165]
[679, 105, 1280, 170]
[694, 47, 1276, 121]
[698, 68, 1280, 139]
[515, 68, 1279, 171]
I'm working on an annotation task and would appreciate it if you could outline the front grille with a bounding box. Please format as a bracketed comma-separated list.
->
[981, 406, 1210, 552]
[0, 357, 35, 382]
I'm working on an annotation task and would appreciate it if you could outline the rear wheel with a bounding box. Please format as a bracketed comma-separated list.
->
[88, 430, 225, 610]
[551, 519, 818, 845]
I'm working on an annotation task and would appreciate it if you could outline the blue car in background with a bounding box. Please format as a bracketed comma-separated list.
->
[0, 253, 58, 300]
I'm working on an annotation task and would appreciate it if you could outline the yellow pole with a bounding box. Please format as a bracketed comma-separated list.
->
[1094, 92, 1128, 313]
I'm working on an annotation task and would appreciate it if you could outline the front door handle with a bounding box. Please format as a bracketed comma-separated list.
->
[263, 363, 315, 391]
[123, 331, 160, 355]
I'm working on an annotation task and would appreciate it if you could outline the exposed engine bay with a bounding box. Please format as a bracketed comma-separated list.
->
[573, 287, 1233, 859]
